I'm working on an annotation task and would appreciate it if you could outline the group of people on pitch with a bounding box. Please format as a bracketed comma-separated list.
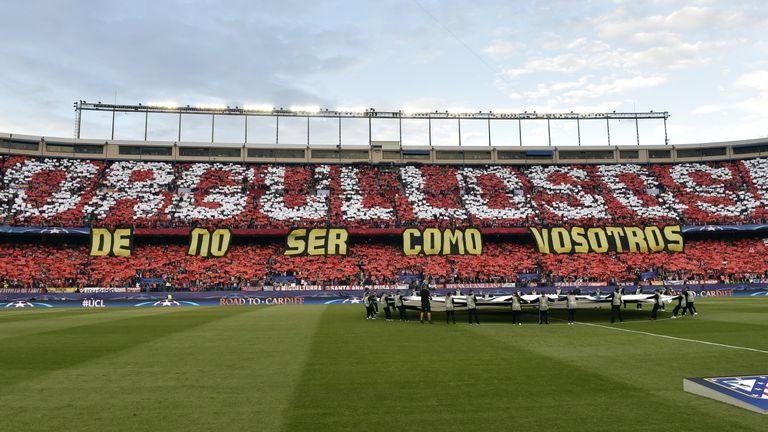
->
[670, 287, 699, 318]
[362, 290, 407, 322]
[362, 284, 698, 325]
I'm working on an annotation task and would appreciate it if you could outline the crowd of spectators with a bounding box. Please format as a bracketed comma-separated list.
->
[3, 156, 768, 292]
[2, 156, 768, 228]
[1, 238, 766, 291]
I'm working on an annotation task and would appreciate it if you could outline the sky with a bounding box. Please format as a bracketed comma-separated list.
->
[0, 0, 766, 147]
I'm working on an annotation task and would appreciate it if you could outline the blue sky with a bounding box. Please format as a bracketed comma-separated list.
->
[0, 0, 766, 146]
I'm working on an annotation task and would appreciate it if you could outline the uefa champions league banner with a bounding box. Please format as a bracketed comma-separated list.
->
[2, 285, 767, 309]
[0, 225, 90, 235]
[0, 295, 365, 309]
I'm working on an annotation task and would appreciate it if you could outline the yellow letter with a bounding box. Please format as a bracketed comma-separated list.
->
[442, 229, 465, 255]
[327, 228, 348, 255]
[403, 228, 421, 256]
[587, 228, 609, 253]
[551, 227, 572, 254]
[423, 228, 441, 255]
[111, 228, 133, 257]
[570, 227, 589, 253]
[663, 225, 684, 252]
[285, 228, 307, 256]
[307, 229, 328, 256]
[188, 227, 210, 257]
[90, 228, 112, 256]
[624, 227, 647, 253]
[605, 227, 626, 253]
[529, 228, 551, 254]
[209, 228, 232, 257]
[644, 226, 665, 252]
[464, 228, 483, 255]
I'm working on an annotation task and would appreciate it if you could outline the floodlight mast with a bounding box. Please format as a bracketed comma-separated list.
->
[74, 101, 670, 146]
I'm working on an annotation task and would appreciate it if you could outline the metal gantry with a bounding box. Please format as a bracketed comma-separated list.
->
[74, 101, 670, 146]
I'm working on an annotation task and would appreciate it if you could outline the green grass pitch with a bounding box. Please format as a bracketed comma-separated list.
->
[1, 297, 766, 431]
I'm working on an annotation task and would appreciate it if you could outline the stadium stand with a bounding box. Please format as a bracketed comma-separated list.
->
[2, 155, 768, 227]
[0, 239, 766, 290]
[2, 153, 768, 292]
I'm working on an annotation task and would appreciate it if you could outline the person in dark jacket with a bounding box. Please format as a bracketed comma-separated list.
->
[650, 289, 663, 320]
[383, 292, 395, 321]
[420, 285, 433, 324]
[672, 290, 687, 318]
[372, 292, 379, 314]
[395, 291, 407, 321]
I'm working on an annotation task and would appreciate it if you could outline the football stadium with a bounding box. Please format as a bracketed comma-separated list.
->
[2, 2, 768, 431]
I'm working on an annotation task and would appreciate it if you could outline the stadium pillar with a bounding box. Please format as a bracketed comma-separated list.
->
[635, 116, 640, 145]
[74, 101, 82, 139]
[211, 114, 215, 143]
[307, 116, 310, 146]
[518, 118, 522, 146]
[577, 118, 581, 146]
[276, 116, 280, 144]
[338, 116, 342, 146]
[110, 107, 115, 140]
[144, 111, 148, 141]
[606, 117, 611, 146]
[487, 117, 491, 146]
[547, 118, 552, 146]
[178, 112, 182, 142]
[428, 117, 432, 147]
[458, 118, 462, 146]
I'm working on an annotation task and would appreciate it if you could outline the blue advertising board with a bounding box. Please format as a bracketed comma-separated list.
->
[0, 296, 365, 309]
[684, 375, 768, 414]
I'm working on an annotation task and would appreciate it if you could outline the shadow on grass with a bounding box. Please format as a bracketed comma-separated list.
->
[396, 306, 670, 325]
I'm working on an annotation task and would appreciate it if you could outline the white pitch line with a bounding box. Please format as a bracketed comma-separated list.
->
[577, 321, 768, 355]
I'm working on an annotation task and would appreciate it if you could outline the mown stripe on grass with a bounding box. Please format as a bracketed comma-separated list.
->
[0, 306, 251, 392]
[0, 305, 325, 432]
[283, 305, 767, 432]
[281, 306, 653, 432]
[0, 308, 79, 321]
[577, 321, 768, 354]
[0, 307, 202, 341]
[468, 309, 768, 431]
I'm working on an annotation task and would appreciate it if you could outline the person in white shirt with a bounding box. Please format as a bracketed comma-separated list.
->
[566, 291, 578, 325]
[608, 287, 624, 323]
[537, 293, 551, 325]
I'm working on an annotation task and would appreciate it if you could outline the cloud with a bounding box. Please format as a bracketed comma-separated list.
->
[0, 1, 375, 136]
[0, 0, 766, 144]
[501, 35, 711, 79]
[483, 40, 523, 59]
[593, 5, 745, 38]
[693, 70, 768, 116]
[736, 70, 768, 91]
[564, 75, 666, 99]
